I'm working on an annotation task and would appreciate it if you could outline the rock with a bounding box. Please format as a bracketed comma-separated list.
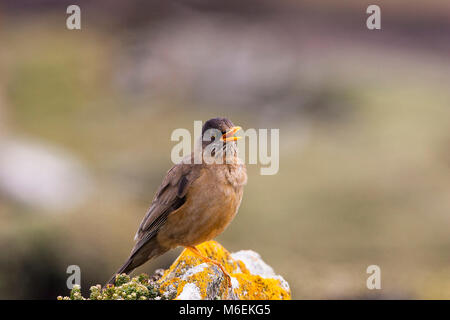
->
[59, 241, 291, 300]
[159, 240, 291, 300]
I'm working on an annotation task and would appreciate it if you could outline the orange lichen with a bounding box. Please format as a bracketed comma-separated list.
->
[157, 240, 291, 300]
[232, 273, 291, 300]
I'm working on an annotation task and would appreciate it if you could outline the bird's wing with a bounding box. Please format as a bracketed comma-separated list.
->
[131, 157, 201, 255]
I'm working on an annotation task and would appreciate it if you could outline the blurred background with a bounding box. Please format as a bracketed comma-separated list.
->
[1, 0, 450, 299]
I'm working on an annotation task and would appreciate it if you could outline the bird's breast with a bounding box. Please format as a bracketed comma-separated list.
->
[157, 164, 246, 248]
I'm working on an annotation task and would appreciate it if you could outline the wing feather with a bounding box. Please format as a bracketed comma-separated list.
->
[133, 157, 201, 246]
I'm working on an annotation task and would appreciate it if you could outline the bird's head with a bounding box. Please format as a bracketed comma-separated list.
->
[201, 117, 242, 162]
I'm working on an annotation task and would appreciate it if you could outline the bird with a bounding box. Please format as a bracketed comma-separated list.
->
[106, 117, 247, 287]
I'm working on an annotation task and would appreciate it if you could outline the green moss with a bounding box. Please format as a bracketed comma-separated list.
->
[114, 273, 130, 287]
[58, 273, 163, 300]
[69, 284, 83, 300]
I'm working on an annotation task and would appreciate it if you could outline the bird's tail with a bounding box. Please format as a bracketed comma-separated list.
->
[104, 238, 169, 288]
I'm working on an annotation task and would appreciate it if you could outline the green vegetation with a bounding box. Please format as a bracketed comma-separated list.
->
[58, 274, 163, 300]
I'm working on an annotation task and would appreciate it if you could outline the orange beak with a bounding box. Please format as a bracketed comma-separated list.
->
[221, 126, 242, 142]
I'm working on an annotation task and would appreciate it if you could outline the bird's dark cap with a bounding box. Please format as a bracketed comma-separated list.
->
[202, 118, 235, 135]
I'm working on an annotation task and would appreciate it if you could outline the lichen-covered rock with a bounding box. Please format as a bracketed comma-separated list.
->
[58, 241, 291, 300]
[159, 241, 291, 300]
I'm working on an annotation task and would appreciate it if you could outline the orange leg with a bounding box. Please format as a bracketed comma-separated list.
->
[186, 246, 232, 288]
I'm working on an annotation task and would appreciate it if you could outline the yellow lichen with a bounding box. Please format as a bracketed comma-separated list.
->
[157, 240, 291, 300]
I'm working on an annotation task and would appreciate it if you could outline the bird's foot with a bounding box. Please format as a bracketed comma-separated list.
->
[186, 246, 233, 290]
[213, 260, 233, 289]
